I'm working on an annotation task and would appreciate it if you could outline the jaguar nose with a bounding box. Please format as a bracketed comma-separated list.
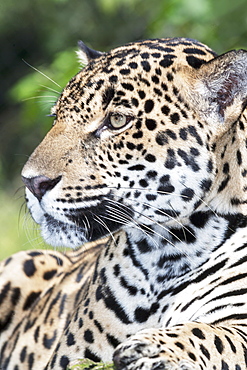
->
[22, 175, 62, 200]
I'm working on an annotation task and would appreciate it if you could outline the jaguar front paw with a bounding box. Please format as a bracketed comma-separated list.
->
[113, 339, 198, 370]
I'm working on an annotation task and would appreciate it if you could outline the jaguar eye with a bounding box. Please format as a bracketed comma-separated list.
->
[109, 113, 127, 129]
[94, 113, 133, 138]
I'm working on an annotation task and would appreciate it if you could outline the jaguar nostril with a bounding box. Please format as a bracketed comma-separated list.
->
[22, 175, 62, 200]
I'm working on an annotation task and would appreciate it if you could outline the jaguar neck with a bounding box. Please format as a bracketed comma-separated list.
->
[117, 211, 247, 282]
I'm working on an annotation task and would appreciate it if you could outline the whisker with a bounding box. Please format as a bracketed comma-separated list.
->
[107, 186, 195, 232]
[169, 202, 187, 242]
[39, 84, 61, 95]
[22, 212, 43, 249]
[22, 59, 61, 88]
[103, 206, 132, 225]
[83, 214, 91, 240]
[64, 203, 94, 242]
[93, 214, 117, 247]
[105, 204, 168, 242]
[107, 184, 212, 208]
[106, 198, 188, 245]
[176, 180, 218, 216]
[105, 203, 177, 249]
[106, 184, 222, 236]
[108, 185, 190, 199]
[22, 95, 58, 101]
[18, 200, 27, 228]
[14, 185, 26, 196]
[105, 200, 195, 263]
[102, 208, 160, 249]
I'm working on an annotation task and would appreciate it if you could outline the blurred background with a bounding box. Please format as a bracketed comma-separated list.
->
[1, 0, 247, 259]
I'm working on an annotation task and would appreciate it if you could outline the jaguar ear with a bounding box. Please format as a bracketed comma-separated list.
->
[182, 49, 247, 127]
[77, 41, 104, 66]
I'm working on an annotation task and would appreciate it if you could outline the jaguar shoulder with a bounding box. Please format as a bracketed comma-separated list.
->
[1, 37, 247, 370]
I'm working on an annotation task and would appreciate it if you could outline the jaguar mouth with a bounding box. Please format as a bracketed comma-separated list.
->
[41, 213, 88, 248]
[38, 200, 134, 248]
[25, 184, 135, 248]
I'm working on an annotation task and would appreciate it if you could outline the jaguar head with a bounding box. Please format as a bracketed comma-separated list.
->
[22, 39, 247, 248]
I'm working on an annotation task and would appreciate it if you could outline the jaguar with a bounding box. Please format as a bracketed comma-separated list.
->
[1, 37, 247, 370]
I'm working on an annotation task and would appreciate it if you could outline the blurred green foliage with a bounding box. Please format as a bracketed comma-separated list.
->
[0, 192, 46, 258]
[0, 0, 247, 258]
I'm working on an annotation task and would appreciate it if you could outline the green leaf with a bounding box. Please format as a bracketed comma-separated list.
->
[68, 359, 114, 370]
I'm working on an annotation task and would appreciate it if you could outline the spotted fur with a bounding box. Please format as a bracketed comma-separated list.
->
[1, 38, 247, 370]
